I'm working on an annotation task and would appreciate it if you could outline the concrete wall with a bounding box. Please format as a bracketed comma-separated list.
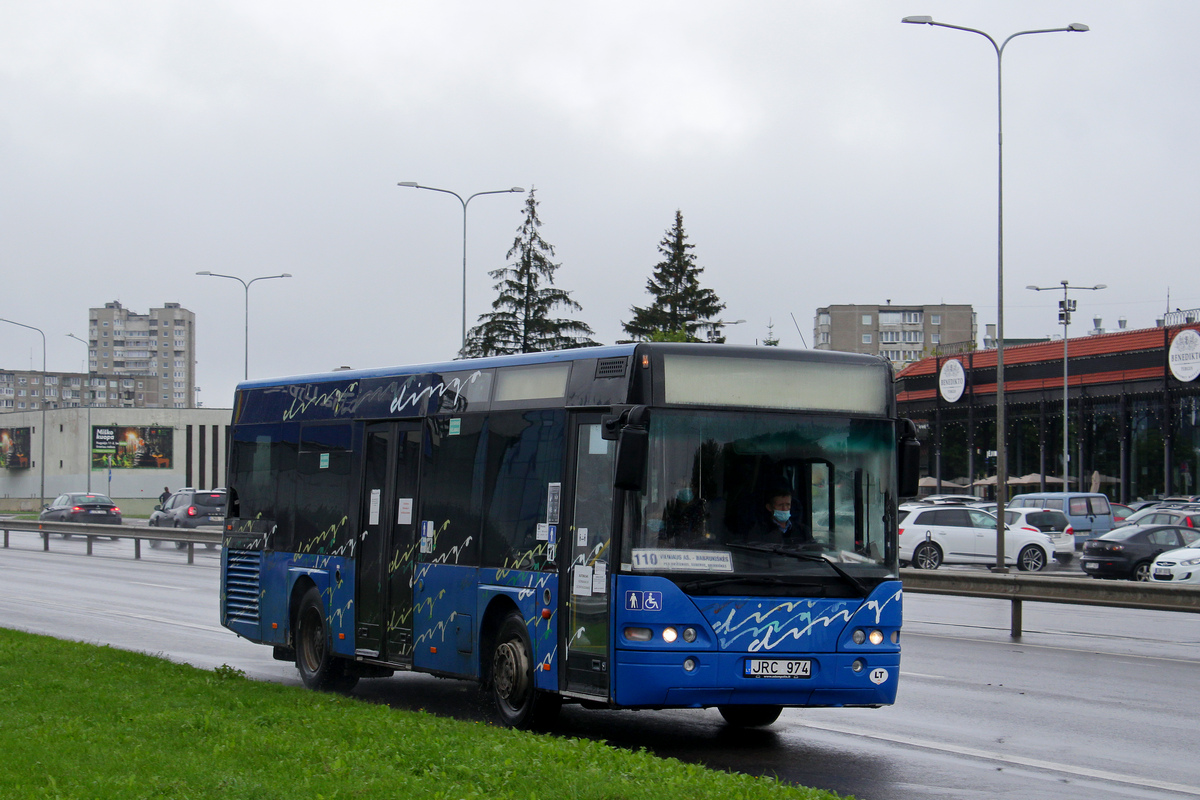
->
[0, 406, 232, 511]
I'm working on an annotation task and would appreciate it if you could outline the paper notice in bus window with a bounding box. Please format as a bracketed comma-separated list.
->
[537, 523, 549, 541]
[589, 424, 607, 454]
[573, 565, 593, 596]
[397, 498, 413, 526]
[592, 562, 607, 594]
[369, 489, 381, 525]
[630, 549, 734, 572]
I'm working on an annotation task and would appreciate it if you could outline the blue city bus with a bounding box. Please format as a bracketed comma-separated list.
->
[220, 343, 919, 728]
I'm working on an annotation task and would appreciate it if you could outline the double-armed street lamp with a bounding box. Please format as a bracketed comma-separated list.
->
[66, 332, 92, 491]
[902, 14, 1088, 571]
[1027, 281, 1106, 489]
[397, 182, 526, 351]
[0, 318, 46, 505]
[195, 271, 292, 380]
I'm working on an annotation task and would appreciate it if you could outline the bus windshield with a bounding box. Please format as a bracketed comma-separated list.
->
[622, 409, 897, 592]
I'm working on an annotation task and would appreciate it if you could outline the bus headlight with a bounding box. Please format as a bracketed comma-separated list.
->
[682, 627, 697, 643]
[852, 629, 866, 645]
[662, 627, 678, 643]
[869, 630, 884, 645]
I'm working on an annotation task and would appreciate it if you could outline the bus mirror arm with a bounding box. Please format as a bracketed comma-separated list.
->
[897, 418, 921, 499]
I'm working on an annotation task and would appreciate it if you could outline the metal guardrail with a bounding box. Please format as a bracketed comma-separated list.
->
[0, 518, 221, 564]
[901, 568, 1200, 636]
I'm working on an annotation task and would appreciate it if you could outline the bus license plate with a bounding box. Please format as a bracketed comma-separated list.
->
[745, 658, 811, 678]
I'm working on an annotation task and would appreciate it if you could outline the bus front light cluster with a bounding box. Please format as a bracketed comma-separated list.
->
[852, 628, 887, 646]
[625, 626, 699, 644]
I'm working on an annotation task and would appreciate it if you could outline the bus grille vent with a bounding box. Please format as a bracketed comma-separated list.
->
[224, 548, 262, 624]
[595, 357, 629, 379]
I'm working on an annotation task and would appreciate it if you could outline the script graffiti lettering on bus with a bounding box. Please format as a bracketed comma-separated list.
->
[857, 587, 903, 625]
[389, 371, 484, 415]
[710, 600, 856, 652]
[282, 381, 361, 420]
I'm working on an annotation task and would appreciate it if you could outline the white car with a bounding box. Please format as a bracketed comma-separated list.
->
[899, 505, 1053, 571]
[1149, 541, 1200, 584]
[1003, 507, 1075, 565]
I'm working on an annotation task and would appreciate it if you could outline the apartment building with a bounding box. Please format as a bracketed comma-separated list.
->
[813, 303, 976, 366]
[0, 301, 197, 413]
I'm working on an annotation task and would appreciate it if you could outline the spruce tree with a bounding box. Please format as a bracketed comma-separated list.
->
[622, 210, 725, 341]
[461, 188, 597, 358]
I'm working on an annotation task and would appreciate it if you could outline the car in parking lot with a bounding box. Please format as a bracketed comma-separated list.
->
[1150, 539, 1200, 584]
[149, 488, 226, 548]
[1110, 503, 1133, 524]
[1003, 507, 1075, 564]
[1116, 503, 1200, 530]
[1080, 524, 1200, 581]
[1006, 492, 1114, 546]
[39, 493, 122, 526]
[899, 505, 1052, 571]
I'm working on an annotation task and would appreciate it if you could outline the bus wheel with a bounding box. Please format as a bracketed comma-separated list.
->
[490, 613, 559, 729]
[295, 586, 358, 693]
[718, 704, 783, 728]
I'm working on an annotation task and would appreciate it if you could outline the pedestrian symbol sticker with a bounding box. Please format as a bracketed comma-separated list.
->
[625, 590, 662, 611]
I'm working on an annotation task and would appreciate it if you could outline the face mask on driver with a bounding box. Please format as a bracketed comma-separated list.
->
[676, 488, 694, 503]
[772, 509, 791, 524]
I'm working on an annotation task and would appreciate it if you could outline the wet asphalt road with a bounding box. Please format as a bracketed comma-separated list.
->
[1, 530, 1197, 799]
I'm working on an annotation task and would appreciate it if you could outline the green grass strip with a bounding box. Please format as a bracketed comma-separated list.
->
[0, 628, 848, 800]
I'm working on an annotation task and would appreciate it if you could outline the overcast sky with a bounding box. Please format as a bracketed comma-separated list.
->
[2, 2, 1196, 408]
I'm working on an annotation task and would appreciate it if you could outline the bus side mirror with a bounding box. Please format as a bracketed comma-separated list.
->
[898, 418, 921, 498]
[614, 406, 650, 492]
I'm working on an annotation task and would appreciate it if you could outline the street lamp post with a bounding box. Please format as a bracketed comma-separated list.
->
[1026, 281, 1106, 489]
[701, 319, 746, 342]
[66, 332, 92, 491]
[1, 318, 46, 506]
[902, 15, 1088, 572]
[195, 271, 292, 380]
[397, 182, 525, 351]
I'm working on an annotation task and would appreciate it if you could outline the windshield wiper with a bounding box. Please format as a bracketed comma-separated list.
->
[726, 542, 870, 596]
[680, 575, 812, 593]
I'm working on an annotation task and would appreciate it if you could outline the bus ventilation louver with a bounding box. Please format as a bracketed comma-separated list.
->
[595, 357, 629, 379]
[224, 548, 262, 624]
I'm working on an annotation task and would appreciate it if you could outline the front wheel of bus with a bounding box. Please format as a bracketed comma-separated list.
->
[295, 587, 358, 693]
[718, 704, 783, 728]
[490, 613, 560, 729]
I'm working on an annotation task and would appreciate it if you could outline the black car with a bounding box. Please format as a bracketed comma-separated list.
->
[1080, 524, 1200, 581]
[148, 489, 226, 548]
[39, 493, 122, 526]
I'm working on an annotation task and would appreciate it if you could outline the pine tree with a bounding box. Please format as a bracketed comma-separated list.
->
[622, 210, 725, 341]
[461, 188, 597, 358]
[763, 320, 780, 346]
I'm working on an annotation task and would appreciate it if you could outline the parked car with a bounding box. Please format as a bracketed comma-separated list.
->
[1080, 524, 1200, 581]
[39, 493, 122, 527]
[899, 505, 1052, 571]
[1110, 503, 1133, 524]
[1116, 503, 1200, 529]
[1150, 539, 1200, 584]
[1004, 508, 1075, 564]
[1006, 492, 1115, 547]
[149, 488, 226, 549]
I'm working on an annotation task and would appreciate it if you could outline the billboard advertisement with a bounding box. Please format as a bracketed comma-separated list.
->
[91, 426, 173, 470]
[0, 427, 31, 470]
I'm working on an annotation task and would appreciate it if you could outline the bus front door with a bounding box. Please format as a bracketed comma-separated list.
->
[355, 421, 422, 664]
[564, 420, 616, 697]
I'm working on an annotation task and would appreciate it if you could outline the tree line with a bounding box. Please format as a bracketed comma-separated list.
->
[460, 189, 748, 359]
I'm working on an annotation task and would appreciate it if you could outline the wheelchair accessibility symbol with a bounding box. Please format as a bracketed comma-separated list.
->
[625, 590, 662, 611]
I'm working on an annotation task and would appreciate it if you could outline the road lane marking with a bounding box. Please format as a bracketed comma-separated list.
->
[797, 718, 1200, 797]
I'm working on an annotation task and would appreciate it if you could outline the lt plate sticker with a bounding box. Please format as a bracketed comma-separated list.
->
[869, 668, 889, 685]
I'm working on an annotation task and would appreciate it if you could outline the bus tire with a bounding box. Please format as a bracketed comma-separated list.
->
[489, 612, 559, 729]
[295, 586, 358, 693]
[718, 704, 783, 728]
